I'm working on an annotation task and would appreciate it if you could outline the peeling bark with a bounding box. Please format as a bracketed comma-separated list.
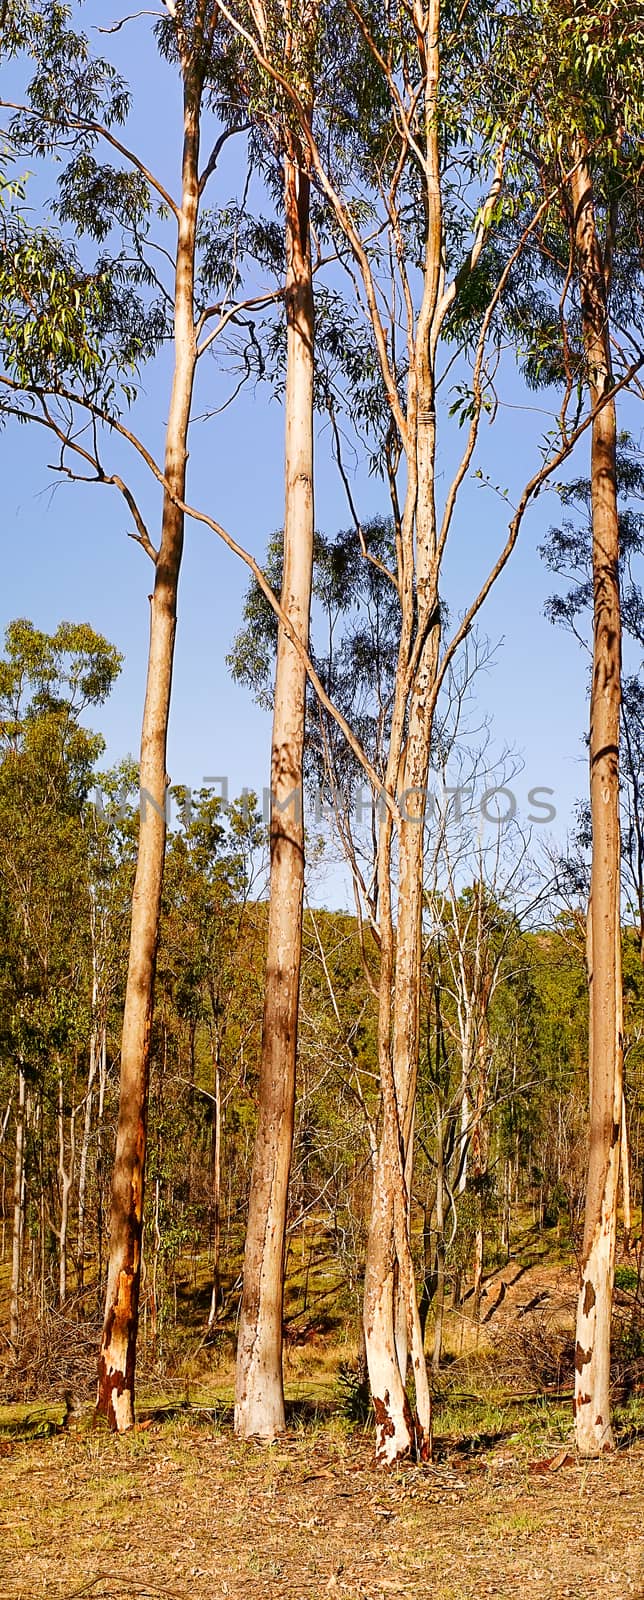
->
[362, 0, 443, 1465]
[571, 148, 623, 1459]
[96, 56, 203, 1430]
[234, 136, 314, 1441]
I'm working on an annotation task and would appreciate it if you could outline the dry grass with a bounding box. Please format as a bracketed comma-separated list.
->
[1, 1235, 643, 1599]
[0, 1412, 642, 1600]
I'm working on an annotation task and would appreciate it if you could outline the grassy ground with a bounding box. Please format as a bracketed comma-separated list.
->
[0, 1405, 642, 1600]
[1, 1226, 642, 1599]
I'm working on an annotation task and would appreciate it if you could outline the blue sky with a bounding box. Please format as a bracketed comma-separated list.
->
[3, 5, 636, 907]
[3, 346, 597, 893]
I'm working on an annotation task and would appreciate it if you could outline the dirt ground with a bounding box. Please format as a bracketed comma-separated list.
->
[0, 1418, 642, 1600]
[0, 1241, 641, 1600]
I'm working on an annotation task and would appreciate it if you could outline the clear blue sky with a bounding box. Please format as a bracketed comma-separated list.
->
[3, 6, 637, 907]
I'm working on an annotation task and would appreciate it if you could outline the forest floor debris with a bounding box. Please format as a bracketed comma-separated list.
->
[1, 1243, 642, 1598]
[0, 1414, 642, 1600]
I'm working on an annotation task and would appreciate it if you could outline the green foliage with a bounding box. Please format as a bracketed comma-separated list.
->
[230, 517, 399, 797]
[614, 1263, 639, 1294]
[0, 224, 105, 388]
[197, 205, 284, 297]
[0, 619, 122, 1052]
[5, 2, 130, 138]
[541, 435, 644, 642]
[477, 0, 644, 432]
[336, 1359, 371, 1423]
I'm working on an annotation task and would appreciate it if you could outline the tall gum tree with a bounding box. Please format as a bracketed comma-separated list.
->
[234, 0, 317, 1442]
[96, 136, 196, 1425]
[540, 441, 644, 1271]
[0, 0, 268, 1429]
[570, 146, 623, 1457]
[1, 1, 321, 1428]
[95, 4, 215, 1430]
[220, 0, 628, 1463]
[507, 0, 644, 1454]
[533, 157, 632, 1453]
[562, 3, 644, 1455]
[361, 1, 445, 1458]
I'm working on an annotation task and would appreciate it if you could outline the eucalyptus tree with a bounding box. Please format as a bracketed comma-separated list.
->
[541, 438, 644, 1287]
[230, 0, 319, 1444]
[504, 0, 644, 1455]
[541, 439, 644, 957]
[0, 0, 282, 1426]
[553, 97, 624, 1464]
[422, 804, 536, 1340]
[222, 0, 625, 1463]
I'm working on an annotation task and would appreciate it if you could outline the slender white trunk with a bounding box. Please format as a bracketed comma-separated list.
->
[207, 1043, 222, 1329]
[432, 1114, 445, 1370]
[57, 1067, 76, 1306]
[394, 1127, 415, 1380]
[77, 1030, 98, 1291]
[234, 141, 315, 1440]
[621, 1094, 631, 1252]
[364, 804, 433, 1463]
[96, 1027, 108, 1297]
[572, 150, 623, 1457]
[97, 60, 202, 1430]
[151, 1176, 161, 1352]
[364, 821, 415, 1463]
[362, 0, 443, 1463]
[0, 1096, 11, 1263]
[471, 1066, 486, 1319]
[364, 1153, 416, 1465]
[458, 1082, 468, 1195]
[10, 1067, 26, 1345]
[79, 904, 102, 1290]
[501, 1157, 511, 1257]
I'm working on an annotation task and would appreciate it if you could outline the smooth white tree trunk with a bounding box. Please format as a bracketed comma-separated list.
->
[234, 143, 314, 1440]
[57, 1067, 76, 1306]
[97, 59, 202, 1430]
[10, 1067, 26, 1346]
[77, 1027, 100, 1291]
[571, 149, 623, 1458]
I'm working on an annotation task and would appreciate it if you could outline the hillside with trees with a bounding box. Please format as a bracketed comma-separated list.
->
[0, 0, 644, 1595]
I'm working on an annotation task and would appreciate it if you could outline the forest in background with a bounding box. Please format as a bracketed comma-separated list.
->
[1, 612, 644, 1419]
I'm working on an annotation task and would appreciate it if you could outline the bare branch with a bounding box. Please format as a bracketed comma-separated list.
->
[0, 373, 399, 817]
[199, 124, 250, 196]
